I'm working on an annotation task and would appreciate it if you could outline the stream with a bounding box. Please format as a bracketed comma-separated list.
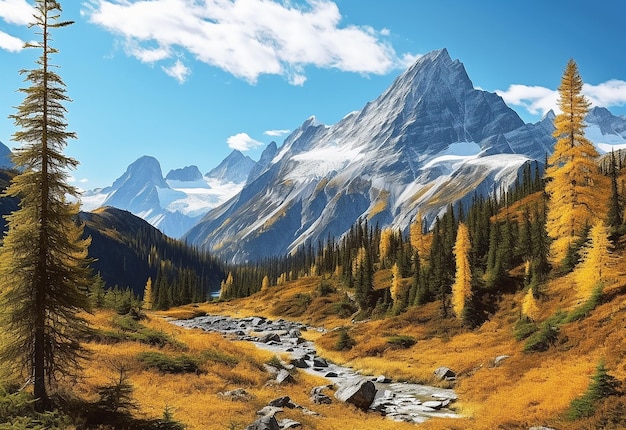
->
[172, 314, 459, 424]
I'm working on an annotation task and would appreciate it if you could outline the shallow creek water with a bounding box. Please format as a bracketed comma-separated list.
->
[172, 314, 459, 424]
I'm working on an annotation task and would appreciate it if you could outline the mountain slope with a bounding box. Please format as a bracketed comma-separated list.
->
[205, 149, 256, 183]
[80, 206, 224, 297]
[184, 49, 553, 262]
[0, 141, 12, 169]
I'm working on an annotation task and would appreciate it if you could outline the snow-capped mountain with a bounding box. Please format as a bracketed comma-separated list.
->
[81, 154, 250, 238]
[585, 106, 626, 152]
[184, 49, 556, 262]
[166, 165, 203, 181]
[205, 150, 256, 183]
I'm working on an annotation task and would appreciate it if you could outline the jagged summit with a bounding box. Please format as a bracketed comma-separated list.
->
[184, 48, 550, 262]
[205, 150, 256, 183]
[166, 165, 203, 182]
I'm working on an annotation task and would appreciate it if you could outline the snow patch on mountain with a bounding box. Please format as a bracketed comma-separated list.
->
[287, 143, 364, 181]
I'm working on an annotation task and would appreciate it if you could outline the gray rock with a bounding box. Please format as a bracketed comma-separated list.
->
[310, 385, 333, 405]
[245, 415, 279, 430]
[434, 366, 456, 380]
[278, 419, 302, 429]
[290, 357, 309, 368]
[288, 329, 301, 338]
[422, 400, 443, 409]
[276, 369, 294, 384]
[324, 371, 338, 378]
[256, 406, 283, 417]
[268, 396, 291, 408]
[312, 356, 328, 367]
[494, 355, 510, 366]
[334, 378, 377, 410]
[373, 375, 391, 383]
[260, 333, 281, 343]
[217, 388, 252, 402]
[252, 317, 266, 326]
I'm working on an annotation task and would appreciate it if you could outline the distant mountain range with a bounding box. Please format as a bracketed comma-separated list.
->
[80, 150, 255, 238]
[0, 141, 12, 169]
[68, 49, 626, 261]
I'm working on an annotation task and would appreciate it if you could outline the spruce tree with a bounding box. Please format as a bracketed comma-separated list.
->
[0, 0, 92, 409]
[545, 59, 601, 263]
[607, 150, 622, 229]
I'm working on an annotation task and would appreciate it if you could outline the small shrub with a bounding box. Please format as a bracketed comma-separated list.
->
[154, 404, 186, 430]
[265, 355, 285, 370]
[514, 318, 538, 341]
[317, 280, 336, 296]
[202, 349, 239, 367]
[137, 352, 200, 374]
[523, 311, 567, 353]
[334, 327, 356, 351]
[386, 335, 416, 349]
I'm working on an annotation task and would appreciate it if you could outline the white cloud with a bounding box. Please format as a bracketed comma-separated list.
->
[162, 59, 191, 84]
[227, 132, 264, 151]
[264, 129, 291, 137]
[85, 0, 414, 84]
[496, 84, 559, 116]
[584, 80, 626, 108]
[497, 80, 626, 117]
[0, 0, 34, 52]
[0, 29, 24, 52]
[0, 0, 34, 25]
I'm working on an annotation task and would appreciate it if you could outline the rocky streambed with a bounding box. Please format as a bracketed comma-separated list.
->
[172, 314, 459, 425]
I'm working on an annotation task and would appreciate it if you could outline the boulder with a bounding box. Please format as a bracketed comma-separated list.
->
[276, 369, 294, 384]
[494, 355, 510, 366]
[312, 356, 328, 367]
[245, 415, 279, 430]
[290, 357, 309, 368]
[334, 378, 377, 410]
[217, 388, 252, 402]
[260, 333, 281, 343]
[372, 375, 391, 383]
[434, 366, 456, 381]
[310, 385, 332, 405]
[268, 396, 291, 408]
[256, 406, 283, 417]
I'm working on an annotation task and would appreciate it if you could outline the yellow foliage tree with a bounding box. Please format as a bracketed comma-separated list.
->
[545, 59, 601, 263]
[574, 221, 614, 301]
[452, 223, 472, 319]
[379, 228, 393, 265]
[143, 277, 153, 310]
[522, 289, 540, 321]
[410, 213, 431, 261]
[220, 272, 234, 298]
[261, 275, 270, 292]
[390, 263, 400, 302]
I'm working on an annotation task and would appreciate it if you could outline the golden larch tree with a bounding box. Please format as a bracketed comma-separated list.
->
[452, 222, 472, 319]
[574, 221, 614, 301]
[390, 263, 400, 302]
[379, 228, 393, 265]
[143, 277, 153, 310]
[522, 289, 540, 321]
[261, 275, 270, 291]
[545, 59, 602, 263]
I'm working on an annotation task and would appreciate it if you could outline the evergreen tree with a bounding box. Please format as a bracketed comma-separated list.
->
[607, 150, 622, 229]
[452, 223, 472, 319]
[90, 272, 106, 308]
[0, 0, 92, 409]
[545, 59, 601, 263]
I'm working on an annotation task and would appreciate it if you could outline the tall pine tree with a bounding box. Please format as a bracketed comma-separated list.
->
[0, 0, 92, 410]
[545, 59, 601, 263]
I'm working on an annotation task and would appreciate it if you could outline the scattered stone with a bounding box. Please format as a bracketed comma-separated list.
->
[264, 364, 279, 375]
[422, 400, 443, 409]
[372, 375, 391, 383]
[288, 329, 301, 338]
[217, 388, 252, 402]
[312, 356, 328, 367]
[310, 385, 333, 404]
[324, 371, 338, 378]
[434, 366, 456, 381]
[256, 406, 283, 418]
[494, 355, 510, 366]
[276, 369, 294, 384]
[334, 378, 377, 410]
[252, 317, 266, 326]
[290, 357, 309, 368]
[268, 396, 291, 408]
[245, 415, 279, 430]
[278, 419, 302, 429]
[260, 333, 281, 343]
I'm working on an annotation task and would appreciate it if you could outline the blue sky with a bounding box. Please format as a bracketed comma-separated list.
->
[1, 0, 626, 189]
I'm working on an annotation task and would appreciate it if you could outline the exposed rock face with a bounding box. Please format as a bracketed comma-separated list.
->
[165, 165, 203, 181]
[185, 49, 552, 263]
[434, 366, 457, 381]
[334, 378, 377, 410]
[245, 415, 279, 430]
[205, 149, 256, 183]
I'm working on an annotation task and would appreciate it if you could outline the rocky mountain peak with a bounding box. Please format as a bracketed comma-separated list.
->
[205, 150, 256, 183]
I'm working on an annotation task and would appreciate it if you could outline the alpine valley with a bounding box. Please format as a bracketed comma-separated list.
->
[75, 49, 626, 262]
